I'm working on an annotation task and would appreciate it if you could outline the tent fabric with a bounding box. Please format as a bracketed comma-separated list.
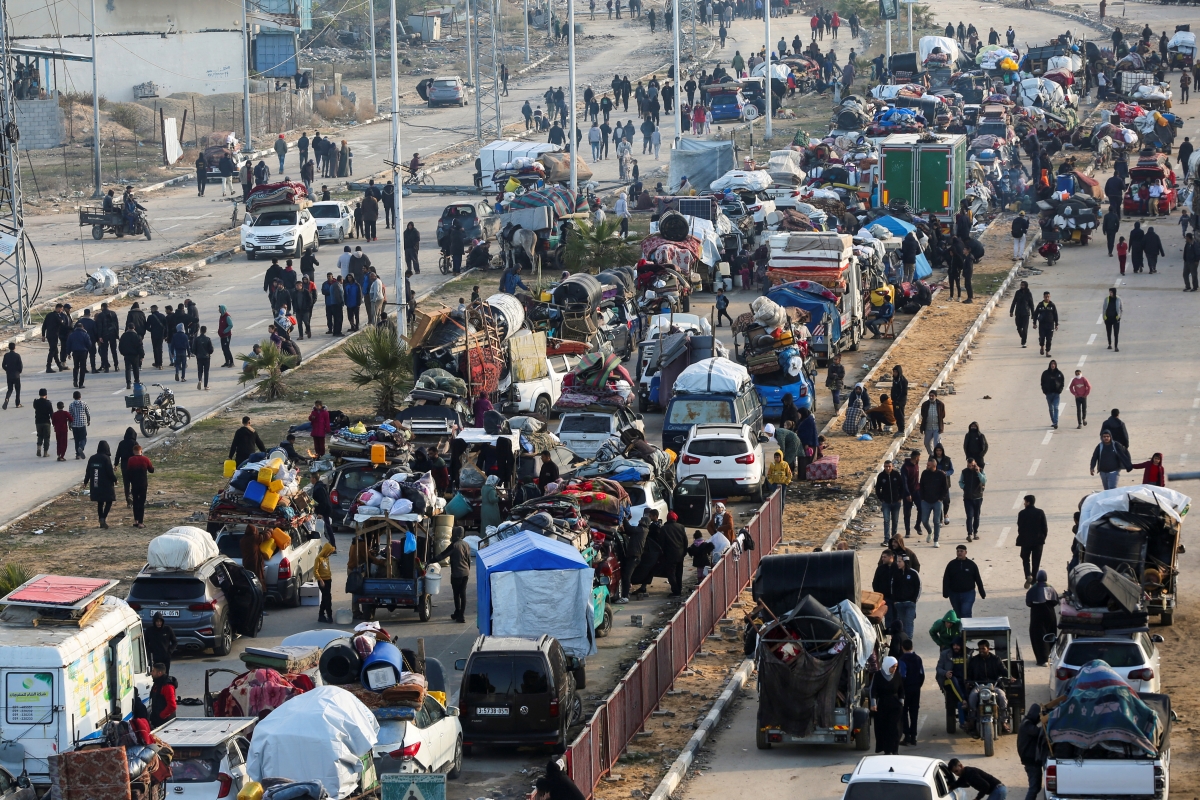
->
[475, 532, 597, 657]
[751, 61, 792, 81]
[1046, 661, 1162, 755]
[147, 527, 220, 571]
[246, 686, 379, 799]
[831, 599, 876, 670]
[669, 138, 735, 195]
[870, 216, 932, 278]
[1076, 485, 1191, 546]
[767, 285, 843, 340]
[674, 357, 751, 395]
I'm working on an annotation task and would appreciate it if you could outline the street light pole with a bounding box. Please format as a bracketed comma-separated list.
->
[691, 0, 696, 57]
[370, 0, 378, 110]
[764, 0, 772, 140]
[673, 0, 681, 145]
[568, 0, 577, 197]
[241, 0, 252, 152]
[524, 0, 531, 61]
[390, 0, 407, 337]
[90, 0, 100, 196]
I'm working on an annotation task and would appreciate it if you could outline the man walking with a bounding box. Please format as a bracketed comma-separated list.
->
[887, 553, 921, 639]
[274, 134, 288, 173]
[68, 390, 90, 460]
[919, 389, 946, 454]
[40, 303, 67, 372]
[1015, 495, 1048, 589]
[1009, 280, 1035, 348]
[1101, 407, 1129, 447]
[432, 526, 473, 622]
[714, 287, 733, 326]
[1033, 291, 1058, 356]
[1184, 232, 1200, 291]
[33, 387, 52, 457]
[942, 544, 986, 618]
[96, 302, 120, 372]
[890, 364, 908, 434]
[919, 457, 949, 546]
[899, 639, 925, 746]
[1103, 207, 1121, 256]
[119, 324, 144, 390]
[147, 305, 167, 369]
[1011, 211, 1029, 259]
[1069, 369, 1091, 428]
[901, 450, 923, 537]
[322, 273, 344, 335]
[874, 460, 907, 544]
[229, 416, 266, 464]
[1040, 359, 1065, 429]
[958, 459, 986, 542]
[193, 326, 214, 390]
[1018, 706, 1045, 800]
[67, 321, 92, 389]
[2, 342, 21, 409]
[1090, 430, 1132, 489]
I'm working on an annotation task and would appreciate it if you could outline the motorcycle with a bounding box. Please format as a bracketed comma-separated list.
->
[131, 383, 192, 437]
[971, 681, 1007, 757]
[1038, 240, 1061, 266]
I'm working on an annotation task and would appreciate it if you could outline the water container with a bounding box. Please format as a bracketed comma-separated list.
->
[268, 479, 284, 493]
[257, 467, 274, 485]
[1083, 514, 1148, 573]
[270, 527, 291, 549]
[260, 491, 280, 512]
[484, 293, 527, 340]
[722, 277, 733, 292]
[425, 563, 442, 596]
[244, 480, 267, 504]
[258, 537, 277, 559]
[223, 459, 237, 478]
[370, 443, 387, 465]
[360, 641, 405, 691]
[236, 783, 263, 800]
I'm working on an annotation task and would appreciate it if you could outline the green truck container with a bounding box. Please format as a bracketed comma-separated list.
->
[878, 133, 968, 226]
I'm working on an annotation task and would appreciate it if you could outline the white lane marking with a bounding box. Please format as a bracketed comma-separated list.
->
[1114, 278, 1124, 287]
[1187, 434, 1193, 446]
[1041, 430, 1055, 445]
[251, 270, 266, 280]
[160, 224, 180, 231]
[1192, 415, 1197, 427]
[1096, 315, 1103, 324]
[1076, 355, 1087, 368]
[246, 318, 272, 329]
[214, 286, 235, 295]
[155, 213, 216, 221]
[1182, 454, 1190, 465]
[1194, 398, 1200, 409]
[996, 526, 1011, 548]
[917, 714, 928, 738]
[1013, 491, 1027, 509]
[1087, 334, 1097, 345]
[111, 388, 125, 395]
[1028, 459, 1041, 476]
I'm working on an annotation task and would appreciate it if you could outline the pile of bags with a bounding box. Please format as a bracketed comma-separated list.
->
[246, 181, 310, 213]
[415, 367, 468, 396]
[354, 472, 437, 519]
[557, 352, 636, 409]
[739, 297, 809, 377]
[328, 420, 412, 462]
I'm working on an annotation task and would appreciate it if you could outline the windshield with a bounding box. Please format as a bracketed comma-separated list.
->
[687, 438, 748, 457]
[128, 577, 206, 602]
[1064, 641, 1145, 668]
[667, 399, 734, 425]
[434, 79, 459, 89]
[559, 416, 612, 434]
[310, 205, 342, 219]
[710, 94, 740, 107]
[168, 750, 220, 783]
[338, 468, 388, 494]
[254, 211, 297, 227]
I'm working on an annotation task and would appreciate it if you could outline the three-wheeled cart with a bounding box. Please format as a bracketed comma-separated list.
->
[944, 616, 1026, 757]
[80, 203, 152, 240]
[350, 514, 436, 622]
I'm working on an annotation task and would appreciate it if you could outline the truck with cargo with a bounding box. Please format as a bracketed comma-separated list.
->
[878, 133, 968, 227]
[765, 259, 863, 365]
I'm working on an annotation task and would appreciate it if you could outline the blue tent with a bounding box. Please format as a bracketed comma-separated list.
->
[475, 532, 597, 658]
[766, 285, 843, 342]
[869, 215, 932, 279]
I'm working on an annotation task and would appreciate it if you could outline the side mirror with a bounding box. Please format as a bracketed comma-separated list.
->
[635, 413, 644, 421]
[841, 775, 852, 785]
[448, 706, 461, 717]
[757, 433, 770, 443]
[1151, 634, 1165, 643]
[454, 659, 466, 671]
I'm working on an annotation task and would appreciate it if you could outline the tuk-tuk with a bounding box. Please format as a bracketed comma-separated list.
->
[947, 617, 1026, 756]
[349, 514, 436, 621]
[1168, 30, 1196, 71]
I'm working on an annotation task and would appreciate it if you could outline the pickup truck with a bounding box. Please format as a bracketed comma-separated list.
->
[499, 353, 581, 417]
[556, 408, 644, 459]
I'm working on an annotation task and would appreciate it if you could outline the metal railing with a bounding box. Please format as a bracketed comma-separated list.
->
[568, 490, 784, 797]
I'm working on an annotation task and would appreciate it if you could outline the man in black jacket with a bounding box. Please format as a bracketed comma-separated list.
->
[1033, 291, 1058, 356]
[1100, 407, 1129, 447]
[1102, 208, 1121, 256]
[263, 259, 284, 295]
[432, 526, 473, 622]
[193, 326, 215, 390]
[1090, 429, 1133, 490]
[1008, 280, 1035, 348]
[1104, 173, 1125, 215]
[890, 365, 909, 437]
[621, 512, 651, 601]
[229, 416, 266, 463]
[1184, 231, 1200, 291]
[964, 640, 1010, 732]
[1011, 210, 1029, 260]
[95, 302, 120, 372]
[119, 325, 144, 390]
[886, 554, 921, 639]
[1015, 495, 1048, 588]
[900, 231, 920, 282]
[659, 511, 689, 596]
[942, 544, 985, 618]
[146, 305, 167, 369]
[292, 279, 314, 340]
[40, 302, 67, 372]
[125, 302, 147, 338]
[918, 457, 949, 545]
[948, 759, 1005, 798]
[1017, 705, 1045, 800]
[874, 460, 908, 544]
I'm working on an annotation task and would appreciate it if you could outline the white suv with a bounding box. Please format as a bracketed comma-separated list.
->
[676, 423, 765, 501]
[840, 756, 971, 800]
[1048, 631, 1163, 696]
[310, 200, 353, 243]
[242, 207, 320, 259]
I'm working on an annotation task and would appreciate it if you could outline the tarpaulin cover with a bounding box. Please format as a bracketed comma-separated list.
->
[246, 181, 310, 213]
[766, 285, 844, 341]
[674, 357, 751, 395]
[669, 138, 735, 195]
[867, 216, 932, 278]
[919, 36, 961, 64]
[508, 331, 550, 382]
[147, 526, 220, 571]
[1046, 661, 1162, 754]
[552, 272, 603, 310]
[538, 151, 593, 183]
[756, 630, 849, 738]
[503, 185, 577, 216]
[1076, 485, 1191, 546]
[710, 169, 773, 192]
[476, 532, 597, 658]
[247, 686, 379, 799]
[752, 550, 861, 616]
[750, 61, 792, 81]
[831, 599, 877, 669]
[49, 747, 131, 800]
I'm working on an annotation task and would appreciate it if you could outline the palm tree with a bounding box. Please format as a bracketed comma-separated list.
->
[237, 340, 298, 400]
[343, 326, 414, 416]
[0, 562, 31, 597]
[562, 217, 641, 275]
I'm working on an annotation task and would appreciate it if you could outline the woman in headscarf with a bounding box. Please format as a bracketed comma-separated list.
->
[870, 655, 905, 754]
[240, 524, 267, 585]
[481, 475, 503, 532]
[218, 305, 234, 367]
[473, 391, 494, 428]
[83, 440, 117, 528]
[337, 140, 350, 178]
[113, 427, 139, 506]
[1026, 569, 1059, 667]
[963, 421, 988, 470]
[145, 612, 177, 675]
[780, 393, 800, 430]
[124, 445, 155, 528]
[707, 501, 734, 538]
[932, 442, 954, 523]
[170, 323, 190, 382]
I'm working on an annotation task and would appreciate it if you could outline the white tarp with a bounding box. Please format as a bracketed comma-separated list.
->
[147, 526, 220, 571]
[830, 599, 876, 670]
[674, 357, 751, 395]
[767, 149, 805, 184]
[1075, 485, 1192, 546]
[652, 214, 723, 266]
[710, 169, 773, 192]
[490, 567, 597, 658]
[871, 83, 922, 100]
[750, 61, 791, 81]
[669, 138, 736, 195]
[919, 36, 961, 64]
[246, 686, 379, 799]
[162, 118, 183, 165]
[1170, 31, 1196, 52]
[479, 139, 562, 190]
[1047, 54, 1083, 72]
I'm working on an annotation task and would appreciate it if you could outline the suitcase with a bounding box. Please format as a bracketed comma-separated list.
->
[805, 455, 840, 481]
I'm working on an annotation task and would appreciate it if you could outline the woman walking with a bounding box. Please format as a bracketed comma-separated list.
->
[114, 427, 139, 506]
[870, 656, 905, 754]
[146, 612, 177, 675]
[125, 445, 154, 528]
[337, 140, 350, 178]
[481, 475, 503, 531]
[310, 400, 331, 457]
[84, 440, 117, 528]
[1026, 570, 1059, 667]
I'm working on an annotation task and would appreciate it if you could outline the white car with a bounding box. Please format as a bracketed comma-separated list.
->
[764, 185, 804, 210]
[500, 354, 582, 417]
[676, 423, 765, 501]
[310, 200, 353, 243]
[1048, 631, 1162, 696]
[556, 408, 644, 460]
[840, 755, 971, 800]
[156, 717, 256, 800]
[373, 694, 463, 777]
[241, 206, 319, 259]
[215, 525, 323, 607]
[625, 479, 670, 525]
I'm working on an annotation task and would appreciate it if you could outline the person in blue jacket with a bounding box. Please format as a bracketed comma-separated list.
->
[67, 321, 92, 389]
[500, 265, 530, 294]
[343, 275, 363, 332]
[170, 324, 191, 382]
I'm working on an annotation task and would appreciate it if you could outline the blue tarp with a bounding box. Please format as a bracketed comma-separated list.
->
[475, 532, 591, 637]
[766, 286, 843, 343]
[870, 215, 932, 279]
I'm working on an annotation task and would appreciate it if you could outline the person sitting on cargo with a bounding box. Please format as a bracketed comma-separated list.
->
[865, 297, 894, 338]
[966, 639, 1010, 732]
[102, 188, 116, 213]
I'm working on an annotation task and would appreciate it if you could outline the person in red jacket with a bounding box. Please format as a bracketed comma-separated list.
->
[148, 664, 177, 727]
[124, 446, 155, 528]
[1131, 452, 1166, 486]
[50, 401, 73, 461]
[309, 399, 331, 457]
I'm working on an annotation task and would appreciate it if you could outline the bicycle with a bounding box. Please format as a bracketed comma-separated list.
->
[402, 165, 434, 188]
[439, 250, 453, 274]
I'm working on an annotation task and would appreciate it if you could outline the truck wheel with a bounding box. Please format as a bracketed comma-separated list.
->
[756, 727, 772, 750]
[418, 593, 432, 621]
[981, 719, 995, 757]
[682, 295, 691, 312]
[534, 395, 552, 419]
[91, 225, 104, 240]
[854, 717, 871, 751]
[572, 664, 587, 690]
[1160, 611, 1174, 626]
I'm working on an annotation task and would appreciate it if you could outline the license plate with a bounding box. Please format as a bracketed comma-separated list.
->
[155, 610, 180, 617]
[476, 707, 509, 716]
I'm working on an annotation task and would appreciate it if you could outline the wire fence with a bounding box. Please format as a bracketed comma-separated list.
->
[567, 489, 784, 798]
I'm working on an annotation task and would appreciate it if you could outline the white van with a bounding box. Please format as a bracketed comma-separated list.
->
[0, 575, 152, 788]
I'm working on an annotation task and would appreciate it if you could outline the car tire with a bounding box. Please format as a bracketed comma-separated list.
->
[596, 604, 613, 637]
[284, 574, 303, 608]
[755, 727, 771, 749]
[294, 239, 304, 258]
[854, 717, 871, 751]
[534, 395, 552, 419]
[337, 228, 344, 244]
[572, 664, 587, 690]
[638, 393, 648, 413]
[212, 617, 233, 656]
[751, 480, 764, 503]
[418, 593, 432, 621]
[448, 737, 463, 779]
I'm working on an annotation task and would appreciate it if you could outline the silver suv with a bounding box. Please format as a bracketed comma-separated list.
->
[428, 76, 468, 107]
[215, 523, 323, 607]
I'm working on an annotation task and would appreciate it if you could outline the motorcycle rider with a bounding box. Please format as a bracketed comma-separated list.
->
[966, 639, 1010, 734]
[121, 186, 146, 234]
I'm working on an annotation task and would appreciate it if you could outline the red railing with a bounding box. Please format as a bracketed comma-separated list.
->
[568, 490, 784, 797]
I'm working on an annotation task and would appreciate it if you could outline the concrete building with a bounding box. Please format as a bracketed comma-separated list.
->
[9, 0, 309, 102]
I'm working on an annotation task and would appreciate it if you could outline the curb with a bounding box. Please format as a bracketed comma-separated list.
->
[648, 659, 754, 800]
[820, 238, 1035, 551]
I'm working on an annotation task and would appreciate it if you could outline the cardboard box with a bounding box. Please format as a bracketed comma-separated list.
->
[300, 580, 320, 606]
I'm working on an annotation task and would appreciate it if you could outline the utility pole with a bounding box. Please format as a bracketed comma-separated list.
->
[672, 0, 681, 144]
[241, 0, 252, 152]
[524, 0, 530, 61]
[907, 0, 912, 51]
[763, 0, 771, 140]
[0, 0, 31, 326]
[568, 0, 577, 197]
[886, 19, 892, 59]
[466, 0, 474, 86]
[370, 0, 378, 110]
[390, 0, 406, 337]
[691, 0, 696, 56]
[90, 0, 101, 195]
